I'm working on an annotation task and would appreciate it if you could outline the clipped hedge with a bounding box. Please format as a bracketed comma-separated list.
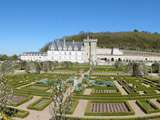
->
[12, 95, 33, 107]
[28, 98, 51, 111]
[136, 100, 160, 114]
[14, 110, 29, 118]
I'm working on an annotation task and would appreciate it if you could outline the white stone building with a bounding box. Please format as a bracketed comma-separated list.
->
[20, 37, 97, 65]
[20, 37, 160, 65]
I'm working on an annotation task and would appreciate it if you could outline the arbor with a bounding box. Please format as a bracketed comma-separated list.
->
[50, 80, 72, 120]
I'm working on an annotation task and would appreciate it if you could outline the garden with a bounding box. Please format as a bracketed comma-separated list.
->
[85, 100, 134, 116]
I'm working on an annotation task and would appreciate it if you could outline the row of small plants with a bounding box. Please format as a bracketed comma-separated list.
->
[85, 100, 134, 116]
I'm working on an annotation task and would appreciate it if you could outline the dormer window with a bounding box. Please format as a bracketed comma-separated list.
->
[81, 46, 84, 51]
[63, 47, 67, 51]
[68, 46, 72, 51]
[74, 46, 78, 51]
[51, 46, 55, 51]
[58, 47, 62, 51]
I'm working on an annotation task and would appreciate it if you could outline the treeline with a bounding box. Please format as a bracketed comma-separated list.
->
[40, 30, 160, 52]
[0, 54, 18, 61]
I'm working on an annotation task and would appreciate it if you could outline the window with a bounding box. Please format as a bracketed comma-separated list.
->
[111, 58, 114, 62]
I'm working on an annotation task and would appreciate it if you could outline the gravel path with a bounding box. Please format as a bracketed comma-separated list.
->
[113, 81, 128, 95]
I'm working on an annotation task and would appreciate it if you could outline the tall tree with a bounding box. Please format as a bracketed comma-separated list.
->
[50, 80, 72, 120]
[0, 61, 14, 118]
[25, 61, 41, 74]
[130, 62, 146, 77]
[151, 62, 160, 73]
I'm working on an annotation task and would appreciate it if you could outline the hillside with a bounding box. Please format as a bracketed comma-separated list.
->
[40, 31, 160, 52]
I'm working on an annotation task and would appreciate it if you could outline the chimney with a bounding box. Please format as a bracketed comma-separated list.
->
[64, 38, 66, 49]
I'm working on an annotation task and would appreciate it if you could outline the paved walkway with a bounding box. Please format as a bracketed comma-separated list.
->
[128, 100, 145, 116]
[18, 96, 41, 110]
[113, 81, 128, 95]
[14, 96, 51, 120]
[73, 100, 88, 117]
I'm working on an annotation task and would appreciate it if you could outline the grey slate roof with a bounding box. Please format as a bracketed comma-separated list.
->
[22, 52, 47, 56]
[50, 40, 84, 51]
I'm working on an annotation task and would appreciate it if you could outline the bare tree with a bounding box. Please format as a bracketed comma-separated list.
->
[49, 80, 72, 120]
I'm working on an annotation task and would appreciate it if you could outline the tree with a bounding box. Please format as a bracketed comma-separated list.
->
[0, 61, 14, 118]
[41, 61, 53, 72]
[49, 80, 72, 120]
[25, 61, 41, 74]
[0, 75, 14, 117]
[133, 29, 139, 32]
[151, 62, 160, 73]
[0, 54, 9, 61]
[10, 54, 18, 61]
[129, 62, 146, 77]
[0, 60, 14, 74]
[114, 61, 122, 69]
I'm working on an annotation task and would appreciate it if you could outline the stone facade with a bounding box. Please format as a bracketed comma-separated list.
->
[20, 37, 97, 65]
[20, 37, 160, 65]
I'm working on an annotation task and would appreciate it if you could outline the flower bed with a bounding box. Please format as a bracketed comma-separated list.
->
[10, 95, 33, 107]
[85, 100, 134, 116]
[28, 98, 51, 111]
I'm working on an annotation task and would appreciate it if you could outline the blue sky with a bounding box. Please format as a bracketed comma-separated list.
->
[0, 0, 160, 55]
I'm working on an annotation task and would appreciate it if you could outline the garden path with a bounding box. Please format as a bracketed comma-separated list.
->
[73, 100, 88, 117]
[113, 81, 128, 95]
[16, 81, 37, 89]
[14, 96, 51, 120]
[150, 99, 160, 108]
[128, 100, 145, 116]
[83, 89, 92, 95]
[18, 96, 41, 110]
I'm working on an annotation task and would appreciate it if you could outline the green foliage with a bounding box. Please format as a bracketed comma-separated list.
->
[136, 100, 160, 114]
[0, 54, 18, 61]
[40, 32, 160, 52]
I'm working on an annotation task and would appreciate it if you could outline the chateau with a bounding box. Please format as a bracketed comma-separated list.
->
[20, 37, 160, 65]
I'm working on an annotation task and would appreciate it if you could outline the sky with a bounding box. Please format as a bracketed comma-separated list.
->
[0, 0, 160, 55]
